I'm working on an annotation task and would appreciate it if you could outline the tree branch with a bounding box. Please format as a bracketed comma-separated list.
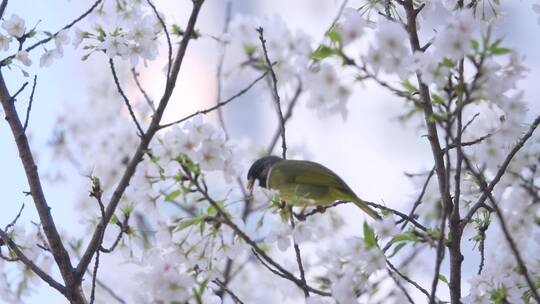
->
[75, 0, 206, 282]
[257, 27, 287, 159]
[131, 68, 154, 112]
[1, 0, 103, 65]
[158, 69, 268, 130]
[0, 70, 84, 302]
[0, 0, 7, 19]
[109, 58, 144, 136]
[145, 0, 172, 82]
[0, 228, 66, 296]
[23, 75, 37, 132]
[461, 150, 540, 302]
[461, 114, 540, 228]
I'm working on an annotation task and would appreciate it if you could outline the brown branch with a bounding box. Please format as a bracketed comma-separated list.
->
[75, 0, 206, 282]
[257, 27, 287, 159]
[461, 114, 540, 229]
[386, 268, 415, 304]
[213, 279, 245, 304]
[214, 1, 232, 138]
[4, 203, 24, 232]
[0, 71, 84, 302]
[401, 0, 457, 302]
[400, 167, 435, 230]
[23, 75, 37, 131]
[477, 221, 488, 275]
[109, 58, 144, 136]
[386, 259, 433, 302]
[184, 169, 331, 297]
[131, 68, 154, 112]
[0, 228, 66, 296]
[428, 204, 448, 304]
[0, 0, 7, 19]
[89, 249, 100, 304]
[266, 78, 302, 154]
[461, 151, 540, 302]
[10, 81, 28, 101]
[145, 0, 172, 82]
[289, 209, 309, 298]
[99, 216, 130, 253]
[159, 69, 268, 130]
[364, 200, 428, 232]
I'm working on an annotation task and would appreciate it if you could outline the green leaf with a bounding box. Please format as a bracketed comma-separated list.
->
[171, 24, 182, 36]
[326, 29, 342, 44]
[207, 205, 217, 216]
[440, 57, 455, 68]
[176, 217, 201, 231]
[402, 80, 417, 94]
[491, 47, 511, 55]
[243, 44, 256, 56]
[388, 242, 407, 259]
[311, 46, 335, 60]
[363, 221, 377, 249]
[109, 214, 119, 225]
[470, 39, 479, 51]
[431, 94, 444, 105]
[165, 190, 182, 202]
[438, 274, 449, 284]
[121, 203, 134, 216]
[390, 232, 417, 244]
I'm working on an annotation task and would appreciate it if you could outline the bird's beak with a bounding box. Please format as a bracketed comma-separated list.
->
[246, 179, 254, 194]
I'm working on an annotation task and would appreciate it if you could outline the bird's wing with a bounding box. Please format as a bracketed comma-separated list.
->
[269, 160, 354, 194]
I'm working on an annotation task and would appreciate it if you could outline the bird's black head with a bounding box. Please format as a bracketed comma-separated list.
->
[246, 155, 282, 191]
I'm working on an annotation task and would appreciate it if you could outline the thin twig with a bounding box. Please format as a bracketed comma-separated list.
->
[4, 203, 24, 232]
[23, 75, 37, 131]
[89, 249, 100, 304]
[1, 0, 103, 65]
[10, 81, 28, 101]
[386, 259, 432, 301]
[213, 279, 245, 304]
[215, 1, 232, 138]
[386, 268, 415, 304]
[131, 68, 154, 112]
[477, 222, 488, 275]
[146, 0, 172, 82]
[266, 78, 302, 154]
[109, 58, 144, 136]
[289, 209, 309, 298]
[461, 114, 540, 228]
[0, 228, 66, 295]
[364, 200, 427, 232]
[400, 167, 435, 230]
[159, 70, 268, 130]
[461, 151, 540, 302]
[257, 27, 287, 159]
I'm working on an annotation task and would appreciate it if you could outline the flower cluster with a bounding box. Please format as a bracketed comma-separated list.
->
[152, 115, 240, 180]
[1, 14, 71, 68]
[229, 14, 353, 118]
[319, 236, 386, 303]
[75, 1, 162, 66]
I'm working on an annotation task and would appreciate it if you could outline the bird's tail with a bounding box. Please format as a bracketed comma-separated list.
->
[352, 197, 381, 220]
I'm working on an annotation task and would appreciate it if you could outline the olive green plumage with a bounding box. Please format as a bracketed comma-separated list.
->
[247, 156, 380, 220]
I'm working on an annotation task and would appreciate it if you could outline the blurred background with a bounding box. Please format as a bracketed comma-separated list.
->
[1, 0, 540, 303]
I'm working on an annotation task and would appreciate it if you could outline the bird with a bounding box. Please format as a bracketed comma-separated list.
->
[246, 155, 380, 220]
